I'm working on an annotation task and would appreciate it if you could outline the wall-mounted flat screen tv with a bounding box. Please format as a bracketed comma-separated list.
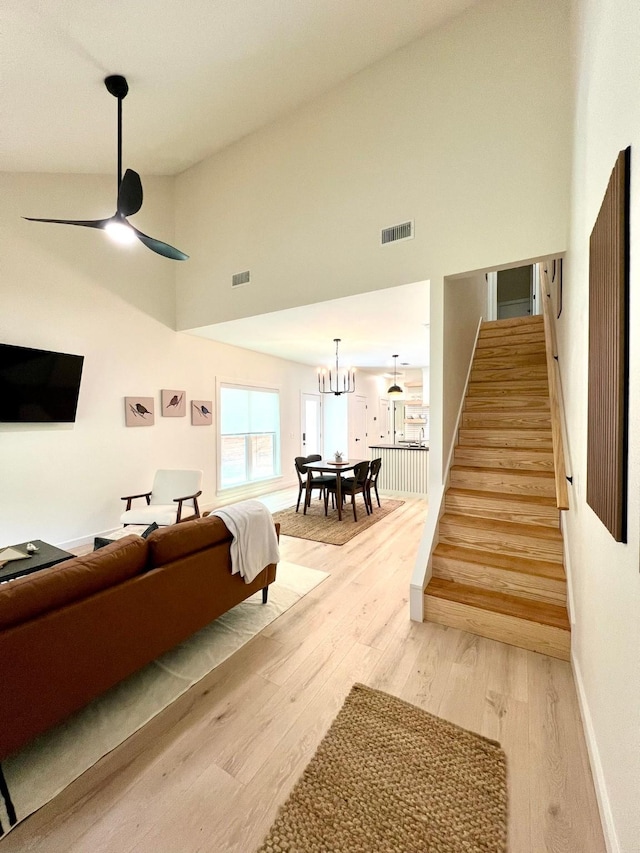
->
[0, 343, 84, 423]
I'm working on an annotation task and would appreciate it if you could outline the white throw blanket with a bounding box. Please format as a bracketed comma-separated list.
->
[211, 500, 280, 584]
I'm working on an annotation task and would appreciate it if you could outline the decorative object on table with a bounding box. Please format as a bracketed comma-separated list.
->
[334, 451, 343, 462]
[0, 562, 327, 838]
[161, 389, 185, 417]
[317, 338, 356, 395]
[23, 75, 188, 261]
[0, 547, 30, 566]
[25, 543, 39, 553]
[191, 400, 212, 425]
[0, 541, 73, 581]
[124, 396, 154, 426]
[120, 469, 202, 526]
[272, 498, 404, 546]
[387, 353, 403, 398]
[257, 683, 507, 853]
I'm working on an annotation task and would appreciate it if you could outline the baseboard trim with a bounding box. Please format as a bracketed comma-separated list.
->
[571, 653, 619, 853]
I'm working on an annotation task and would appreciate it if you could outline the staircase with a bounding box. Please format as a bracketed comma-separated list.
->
[424, 315, 570, 660]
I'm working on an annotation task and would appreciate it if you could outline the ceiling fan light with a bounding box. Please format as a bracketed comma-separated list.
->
[104, 220, 136, 245]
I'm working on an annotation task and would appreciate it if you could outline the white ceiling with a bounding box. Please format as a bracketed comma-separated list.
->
[5, 1, 458, 373]
[189, 281, 430, 374]
[3, 0, 481, 176]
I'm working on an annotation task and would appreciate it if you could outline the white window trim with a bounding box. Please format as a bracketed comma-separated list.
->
[216, 376, 282, 495]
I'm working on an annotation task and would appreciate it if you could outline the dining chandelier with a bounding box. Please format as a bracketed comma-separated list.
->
[387, 354, 403, 398]
[317, 338, 356, 396]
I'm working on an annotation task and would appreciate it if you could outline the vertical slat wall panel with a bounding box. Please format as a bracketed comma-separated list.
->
[586, 147, 630, 542]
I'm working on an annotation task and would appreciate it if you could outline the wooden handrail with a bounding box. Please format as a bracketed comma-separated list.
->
[540, 265, 569, 510]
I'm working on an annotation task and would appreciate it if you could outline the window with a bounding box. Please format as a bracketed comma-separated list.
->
[219, 384, 280, 489]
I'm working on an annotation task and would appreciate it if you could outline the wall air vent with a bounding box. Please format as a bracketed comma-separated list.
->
[381, 220, 414, 245]
[232, 270, 251, 287]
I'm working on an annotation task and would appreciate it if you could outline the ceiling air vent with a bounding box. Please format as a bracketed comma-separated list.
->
[381, 220, 414, 245]
[232, 270, 251, 287]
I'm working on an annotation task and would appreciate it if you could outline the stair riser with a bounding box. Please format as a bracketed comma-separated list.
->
[471, 366, 548, 383]
[462, 412, 552, 429]
[472, 353, 547, 369]
[457, 429, 553, 449]
[450, 469, 557, 497]
[466, 381, 549, 397]
[480, 316, 544, 332]
[445, 493, 559, 527]
[476, 332, 545, 348]
[423, 596, 570, 660]
[465, 397, 550, 411]
[474, 342, 546, 360]
[431, 557, 566, 606]
[454, 448, 554, 471]
[438, 523, 563, 562]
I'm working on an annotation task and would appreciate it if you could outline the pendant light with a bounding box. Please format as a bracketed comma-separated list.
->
[317, 338, 356, 395]
[387, 354, 403, 398]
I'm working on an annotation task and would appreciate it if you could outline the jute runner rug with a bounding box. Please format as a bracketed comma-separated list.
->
[272, 499, 404, 545]
[257, 683, 507, 853]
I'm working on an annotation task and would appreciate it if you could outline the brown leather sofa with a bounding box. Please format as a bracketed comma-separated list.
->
[0, 515, 278, 761]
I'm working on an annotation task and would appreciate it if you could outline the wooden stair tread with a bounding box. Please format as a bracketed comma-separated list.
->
[440, 511, 563, 541]
[425, 577, 570, 630]
[465, 396, 550, 408]
[451, 465, 555, 480]
[446, 487, 557, 508]
[457, 429, 552, 448]
[433, 542, 566, 580]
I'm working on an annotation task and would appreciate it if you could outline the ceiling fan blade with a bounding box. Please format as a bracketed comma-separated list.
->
[117, 169, 143, 217]
[23, 217, 109, 229]
[131, 225, 189, 261]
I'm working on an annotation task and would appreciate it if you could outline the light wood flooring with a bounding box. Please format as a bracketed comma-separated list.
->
[1, 492, 605, 852]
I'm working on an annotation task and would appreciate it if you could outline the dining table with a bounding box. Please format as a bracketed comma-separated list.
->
[303, 458, 366, 521]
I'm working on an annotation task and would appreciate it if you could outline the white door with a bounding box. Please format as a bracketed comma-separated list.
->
[301, 393, 322, 456]
[375, 398, 390, 442]
[349, 396, 367, 459]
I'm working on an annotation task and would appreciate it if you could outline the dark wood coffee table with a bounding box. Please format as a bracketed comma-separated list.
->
[0, 540, 73, 583]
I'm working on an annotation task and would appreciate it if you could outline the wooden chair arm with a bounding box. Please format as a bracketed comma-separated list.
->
[174, 491, 202, 523]
[172, 490, 202, 503]
[120, 491, 152, 512]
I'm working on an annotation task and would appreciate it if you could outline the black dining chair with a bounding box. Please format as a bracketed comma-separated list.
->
[365, 457, 382, 512]
[324, 460, 370, 522]
[294, 455, 336, 512]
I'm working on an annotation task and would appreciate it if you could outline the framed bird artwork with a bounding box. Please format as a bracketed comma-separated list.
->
[161, 389, 186, 417]
[191, 400, 213, 425]
[125, 397, 155, 426]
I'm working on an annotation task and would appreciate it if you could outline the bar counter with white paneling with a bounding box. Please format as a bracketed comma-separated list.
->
[369, 444, 428, 497]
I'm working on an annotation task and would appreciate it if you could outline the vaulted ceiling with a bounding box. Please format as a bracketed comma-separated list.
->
[4, 0, 481, 175]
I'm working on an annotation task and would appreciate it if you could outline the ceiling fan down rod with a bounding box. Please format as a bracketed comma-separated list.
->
[104, 75, 129, 191]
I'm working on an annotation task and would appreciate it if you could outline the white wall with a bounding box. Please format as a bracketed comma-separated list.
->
[0, 174, 318, 547]
[557, 2, 640, 850]
[442, 274, 486, 461]
[175, 0, 572, 332]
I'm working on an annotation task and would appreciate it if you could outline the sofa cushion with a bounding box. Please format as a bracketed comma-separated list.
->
[146, 515, 232, 568]
[0, 535, 148, 631]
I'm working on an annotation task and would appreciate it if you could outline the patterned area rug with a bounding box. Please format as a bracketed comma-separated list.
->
[272, 499, 404, 545]
[257, 683, 507, 853]
[0, 562, 328, 837]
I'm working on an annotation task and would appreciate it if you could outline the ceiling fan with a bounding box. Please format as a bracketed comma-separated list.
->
[24, 75, 189, 261]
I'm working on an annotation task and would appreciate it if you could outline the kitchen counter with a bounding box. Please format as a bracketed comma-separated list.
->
[368, 444, 428, 495]
[369, 444, 429, 451]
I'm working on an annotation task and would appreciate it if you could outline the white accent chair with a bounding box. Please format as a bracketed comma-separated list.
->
[120, 469, 203, 526]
